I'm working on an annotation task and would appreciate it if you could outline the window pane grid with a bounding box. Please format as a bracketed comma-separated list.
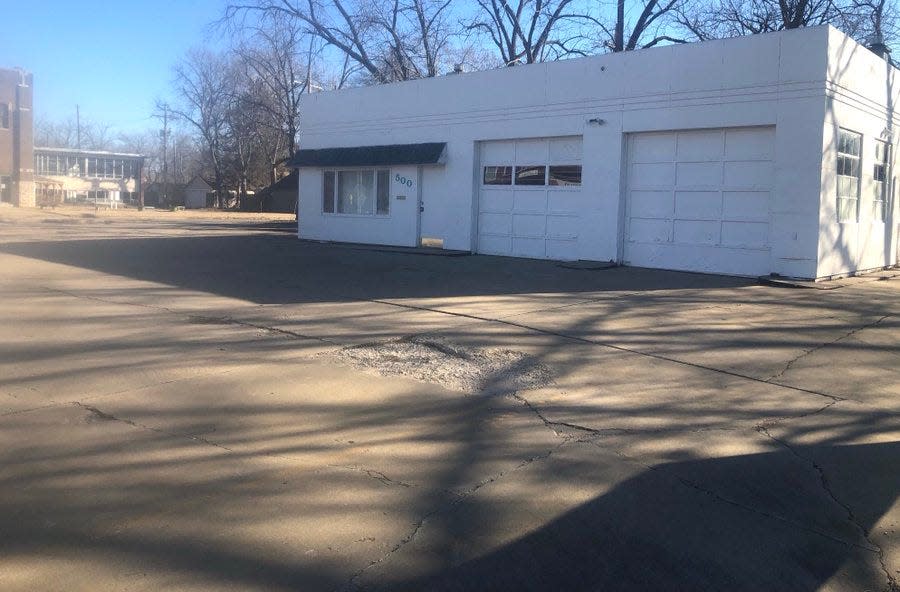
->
[549, 165, 582, 186]
[483, 166, 512, 185]
[484, 164, 582, 187]
[837, 129, 861, 222]
[514, 165, 547, 186]
[873, 140, 890, 222]
[323, 169, 390, 217]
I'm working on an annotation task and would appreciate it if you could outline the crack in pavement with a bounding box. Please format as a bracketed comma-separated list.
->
[186, 314, 340, 347]
[755, 425, 899, 591]
[74, 402, 236, 453]
[753, 399, 843, 432]
[42, 286, 181, 315]
[2, 364, 247, 418]
[334, 440, 567, 592]
[509, 390, 848, 443]
[507, 391, 630, 440]
[328, 465, 415, 489]
[606, 442, 881, 554]
[43, 286, 340, 349]
[370, 298, 849, 405]
[766, 315, 892, 383]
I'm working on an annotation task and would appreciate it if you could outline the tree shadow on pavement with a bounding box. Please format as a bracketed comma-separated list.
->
[392, 441, 900, 592]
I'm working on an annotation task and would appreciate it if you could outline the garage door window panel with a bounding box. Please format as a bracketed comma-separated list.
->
[837, 129, 861, 222]
[514, 166, 547, 186]
[483, 166, 512, 185]
[548, 165, 582, 186]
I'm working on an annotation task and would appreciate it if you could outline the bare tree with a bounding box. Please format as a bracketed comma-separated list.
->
[224, 0, 456, 83]
[593, 0, 686, 51]
[35, 116, 115, 150]
[34, 117, 79, 148]
[168, 49, 235, 208]
[467, 0, 592, 65]
[841, 0, 899, 50]
[678, 0, 848, 40]
[235, 13, 311, 158]
[677, 0, 900, 53]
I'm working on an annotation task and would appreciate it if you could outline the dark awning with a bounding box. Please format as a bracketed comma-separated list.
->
[288, 142, 446, 168]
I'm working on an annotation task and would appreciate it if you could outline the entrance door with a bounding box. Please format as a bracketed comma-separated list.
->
[418, 166, 445, 247]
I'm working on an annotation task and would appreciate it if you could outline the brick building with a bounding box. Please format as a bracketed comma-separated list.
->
[1, 67, 145, 208]
[0, 67, 34, 207]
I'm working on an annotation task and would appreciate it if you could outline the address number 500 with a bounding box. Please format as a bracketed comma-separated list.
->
[395, 173, 414, 188]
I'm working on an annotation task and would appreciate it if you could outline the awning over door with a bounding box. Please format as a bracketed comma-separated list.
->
[289, 142, 446, 168]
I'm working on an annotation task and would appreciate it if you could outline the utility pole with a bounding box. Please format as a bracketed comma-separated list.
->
[160, 103, 169, 208]
[76, 105, 81, 149]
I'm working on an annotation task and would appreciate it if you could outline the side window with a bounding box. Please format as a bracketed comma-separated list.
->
[376, 169, 390, 215]
[324, 169, 390, 216]
[837, 129, 862, 222]
[323, 171, 335, 213]
[0, 103, 9, 129]
[874, 141, 891, 222]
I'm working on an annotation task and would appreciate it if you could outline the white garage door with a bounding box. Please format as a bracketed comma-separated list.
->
[478, 137, 583, 260]
[624, 127, 774, 276]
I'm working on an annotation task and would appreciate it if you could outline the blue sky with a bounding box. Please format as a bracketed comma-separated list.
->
[1, 0, 227, 135]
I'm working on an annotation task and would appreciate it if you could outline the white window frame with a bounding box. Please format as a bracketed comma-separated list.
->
[322, 168, 391, 217]
[837, 128, 862, 223]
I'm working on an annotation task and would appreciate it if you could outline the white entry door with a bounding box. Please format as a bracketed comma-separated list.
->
[624, 127, 775, 276]
[477, 137, 584, 260]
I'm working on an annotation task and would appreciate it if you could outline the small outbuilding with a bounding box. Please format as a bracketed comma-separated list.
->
[291, 26, 899, 280]
[183, 176, 214, 209]
[245, 171, 298, 213]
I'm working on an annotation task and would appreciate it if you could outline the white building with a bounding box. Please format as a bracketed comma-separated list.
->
[183, 176, 213, 209]
[292, 26, 899, 280]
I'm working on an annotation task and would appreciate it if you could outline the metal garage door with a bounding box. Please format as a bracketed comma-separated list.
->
[478, 137, 583, 260]
[624, 127, 774, 276]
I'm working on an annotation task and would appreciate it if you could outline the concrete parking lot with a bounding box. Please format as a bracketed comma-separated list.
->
[1, 206, 898, 592]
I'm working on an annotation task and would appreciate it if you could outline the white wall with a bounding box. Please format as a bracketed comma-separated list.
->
[818, 28, 900, 277]
[299, 27, 837, 275]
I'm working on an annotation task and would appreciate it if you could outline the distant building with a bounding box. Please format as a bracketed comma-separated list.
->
[0, 67, 34, 207]
[143, 176, 213, 209]
[34, 147, 144, 207]
[141, 181, 175, 208]
[244, 171, 297, 213]
[183, 176, 213, 209]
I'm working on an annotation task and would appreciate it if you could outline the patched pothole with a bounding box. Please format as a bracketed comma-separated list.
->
[329, 336, 553, 395]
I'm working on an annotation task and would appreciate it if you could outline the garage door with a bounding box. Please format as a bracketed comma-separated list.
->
[478, 137, 583, 260]
[624, 127, 774, 276]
